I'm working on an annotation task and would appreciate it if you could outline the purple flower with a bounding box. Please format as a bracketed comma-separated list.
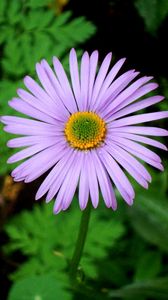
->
[1, 49, 168, 213]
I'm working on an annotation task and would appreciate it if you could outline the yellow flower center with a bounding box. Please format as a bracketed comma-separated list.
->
[64, 111, 106, 150]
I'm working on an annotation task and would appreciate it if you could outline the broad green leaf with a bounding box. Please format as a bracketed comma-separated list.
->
[135, 0, 168, 35]
[0, 0, 6, 20]
[25, 0, 51, 8]
[0, 0, 96, 176]
[4, 202, 125, 280]
[158, 78, 168, 110]
[134, 251, 161, 281]
[51, 11, 72, 27]
[7, 1, 22, 24]
[109, 277, 168, 299]
[21, 10, 54, 31]
[8, 275, 72, 300]
[128, 186, 168, 252]
[10, 254, 67, 282]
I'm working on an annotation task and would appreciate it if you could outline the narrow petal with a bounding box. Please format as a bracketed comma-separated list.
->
[109, 111, 168, 128]
[1, 116, 55, 127]
[79, 155, 89, 210]
[46, 150, 77, 203]
[7, 136, 56, 148]
[111, 139, 164, 171]
[36, 62, 70, 117]
[62, 152, 84, 211]
[88, 50, 99, 108]
[109, 126, 168, 136]
[91, 52, 112, 109]
[80, 52, 90, 110]
[105, 140, 151, 182]
[7, 139, 58, 163]
[103, 76, 153, 117]
[92, 58, 126, 111]
[35, 148, 74, 200]
[86, 151, 99, 208]
[12, 143, 66, 181]
[25, 146, 67, 183]
[107, 136, 161, 163]
[97, 71, 139, 114]
[9, 98, 59, 124]
[24, 76, 61, 113]
[3, 121, 64, 136]
[108, 96, 164, 121]
[69, 48, 81, 108]
[99, 148, 135, 205]
[2, 117, 63, 130]
[41, 59, 72, 115]
[92, 151, 117, 209]
[103, 70, 138, 102]
[53, 56, 77, 112]
[109, 131, 167, 151]
[36, 62, 63, 102]
[109, 82, 159, 116]
[105, 144, 148, 188]
[53, 151, 81, 213]
[17, 88, 66, 121]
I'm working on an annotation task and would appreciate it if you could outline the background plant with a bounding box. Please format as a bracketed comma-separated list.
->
[0, 0, 168, 299]
[0, 0, 96, 175]
[3, 170, 168, 299]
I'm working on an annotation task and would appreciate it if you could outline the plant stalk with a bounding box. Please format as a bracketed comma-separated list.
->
[69, 202, 92, 278]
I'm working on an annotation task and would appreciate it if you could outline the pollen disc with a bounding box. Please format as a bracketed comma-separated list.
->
[64, 111, 106, 150]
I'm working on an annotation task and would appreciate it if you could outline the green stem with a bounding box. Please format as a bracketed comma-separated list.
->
[69, 202, 92, 278]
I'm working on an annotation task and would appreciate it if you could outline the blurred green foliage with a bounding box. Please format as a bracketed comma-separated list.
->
[0, 0, 96, 175]
[1, 0, 168, 299]
[8, 275, 72, 300]
[3, 168, 168, 299]
[4, 198, 125, 282]
[134, 0, 168, 35]
[158, 78, 168, 111]
[109, 277, 168, 299]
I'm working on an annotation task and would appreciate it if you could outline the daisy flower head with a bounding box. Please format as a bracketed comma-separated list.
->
[1, 49, 168, 214]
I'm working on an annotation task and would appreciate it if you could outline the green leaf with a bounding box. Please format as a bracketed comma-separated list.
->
[10, 254, 67, 282]
[0, 1, 96, 176]
[50, 15, 96, 47]
[109, 277, 168, 299]
[135, 0, 168, 35]
[21, 10, 54, 31]
[6, 1, 22, 24]
[50, 11, 72, 27]
[0, 0, 6, 22]
[0, 80, 24, 175]
[25, 0, 51, 8]
[1, 5, 96, 76]
[4, 201, 125, 280]
[8, 275, 72, 300]
[4, 204, 57, 256]
[128, 184, 168, 253]
[134, 251, 162, 281]
[158, 78, 168, 110]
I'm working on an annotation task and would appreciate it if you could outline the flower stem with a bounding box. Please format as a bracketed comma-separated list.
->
[69, 202, 92, 278]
